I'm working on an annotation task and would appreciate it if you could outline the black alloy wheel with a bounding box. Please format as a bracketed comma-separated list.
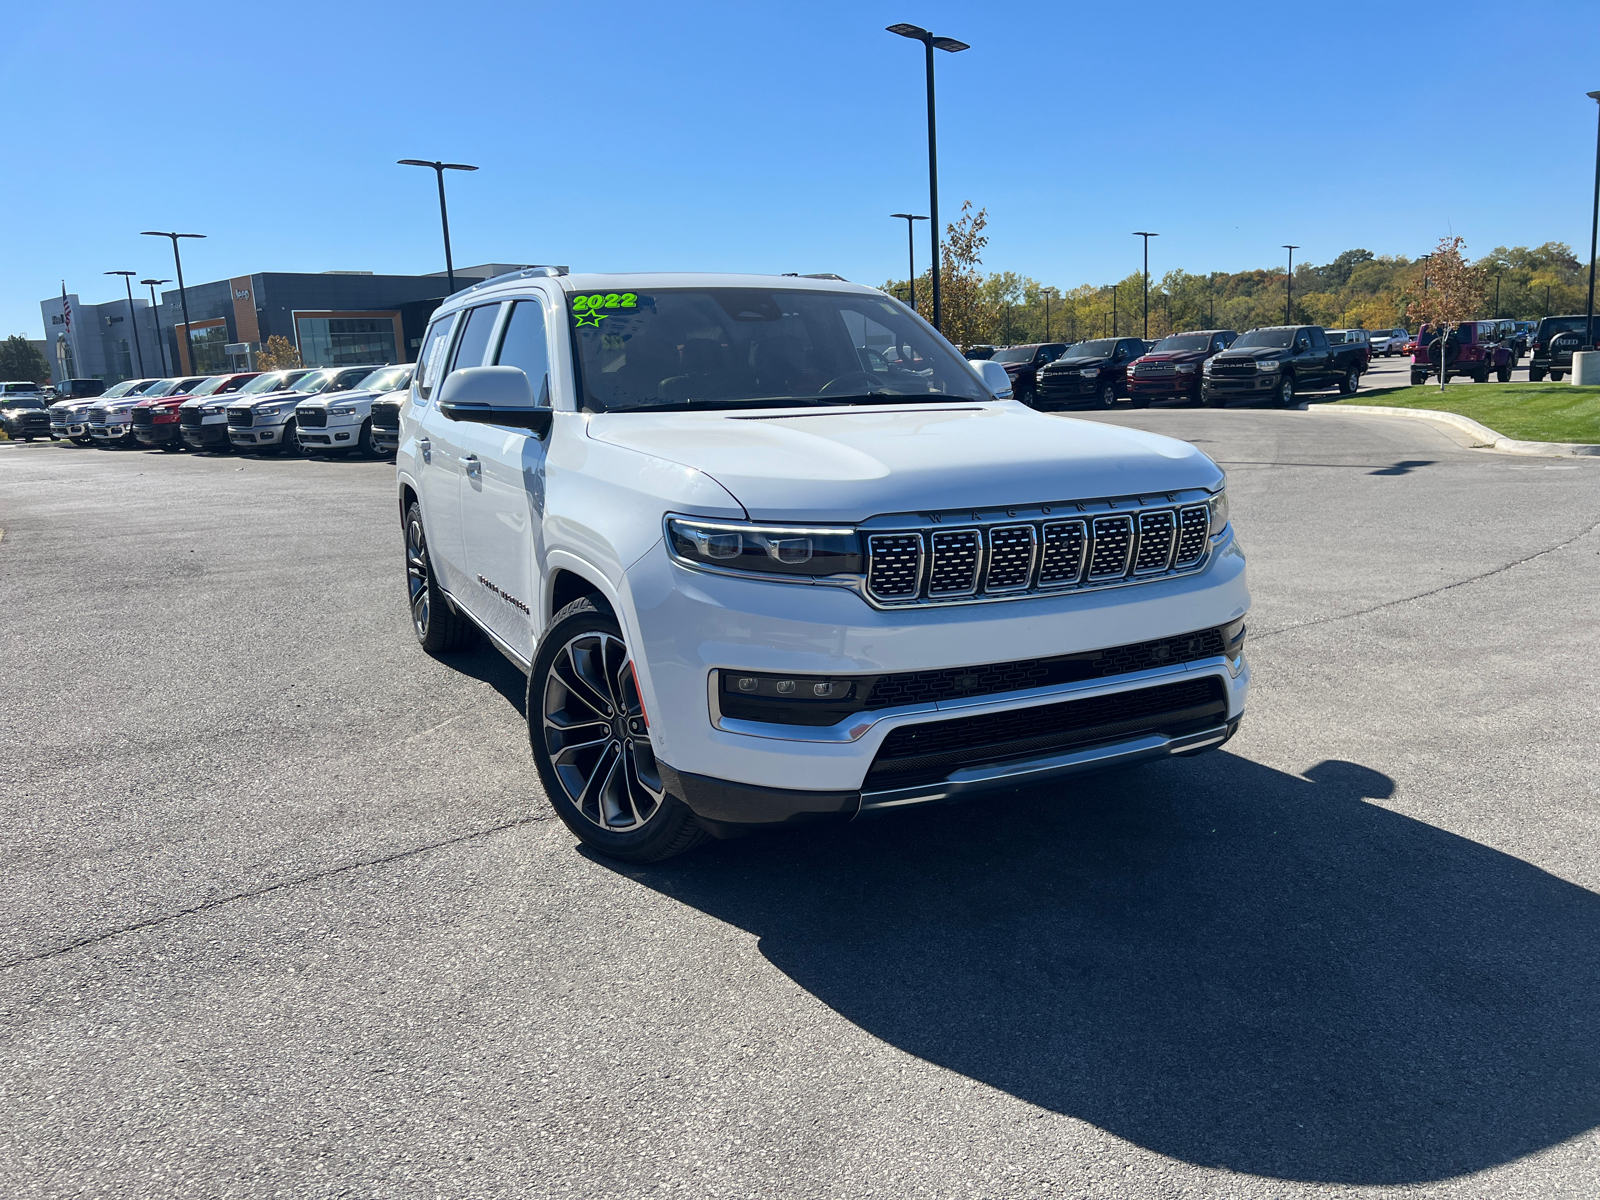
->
[529, 598, 707, 863]
[1096, 382, 1117, 408]
[1277, 374, 1296, 406]
[403, 500, 477, 655]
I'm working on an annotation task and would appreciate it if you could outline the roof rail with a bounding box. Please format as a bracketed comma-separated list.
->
[460, 265, 571, 294]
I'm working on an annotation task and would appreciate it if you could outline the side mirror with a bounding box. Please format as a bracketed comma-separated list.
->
[977, 359, 1013, 398]
[437, 366, 552, 436]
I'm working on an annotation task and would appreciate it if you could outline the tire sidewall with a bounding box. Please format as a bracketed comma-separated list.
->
[1279, 375, 1295, 406]
[528, 601, 700, 860]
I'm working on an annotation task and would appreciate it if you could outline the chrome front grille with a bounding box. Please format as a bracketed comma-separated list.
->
[1134, 361, 1176, 376]
[1208, 358, 1257, 375]
[88, 406, 107, 424]
[863, 497, 1214, 607]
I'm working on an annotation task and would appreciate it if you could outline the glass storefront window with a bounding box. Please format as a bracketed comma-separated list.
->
[295, 316, 399, 366]
[188, 325, 229, 373]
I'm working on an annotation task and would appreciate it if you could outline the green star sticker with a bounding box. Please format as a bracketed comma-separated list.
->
[574, 308, 608, 328]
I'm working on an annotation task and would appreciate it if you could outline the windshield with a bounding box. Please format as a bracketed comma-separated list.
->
[567, 287, 987, 412]
[188, 376, 234, 397]
[356, 366, 410, 392]
[1152, 334, 1212, 353]
[139, 379, 184, 398]
[0, 397, 45, 409]
[1062, 339, 1118, 360]
[989, 346, 1036, 363]
[237, 371, 309, 395]
[291, 369, 338, 394]
[1232, 328, 1297, 349]
[98, 380, 139, 399]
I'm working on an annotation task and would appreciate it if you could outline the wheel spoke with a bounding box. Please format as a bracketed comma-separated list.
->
[576, 743, 621, 824]
[556, 643, 615, 717]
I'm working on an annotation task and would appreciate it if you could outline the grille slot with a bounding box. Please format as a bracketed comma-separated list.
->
[88, 406, 107, 424]
[1038, 520, 1087, 586]
[1174, 506, 1209, 566]
[983, 525, 1036, 592]
[928, 530, 981, 596]
[866, 534, 923, 600]
[1134, 509, 1175, 574]
[866, 676, 1227, 787]
[1088, 515, 1134, 579]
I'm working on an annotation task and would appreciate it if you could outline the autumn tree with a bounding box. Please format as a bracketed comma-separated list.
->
[255, 334, 302, 371]
[0, 335, 52, 385]
[1403, 237, 1488, 389]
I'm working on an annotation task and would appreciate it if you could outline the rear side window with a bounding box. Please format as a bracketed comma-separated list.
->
[415, 317, 455, 400]
[493, 298, 552, 407]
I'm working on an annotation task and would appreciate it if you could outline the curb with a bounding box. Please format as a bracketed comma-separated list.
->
[1301, 402, 1600, 457]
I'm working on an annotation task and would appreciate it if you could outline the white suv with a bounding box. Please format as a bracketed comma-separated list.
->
[396, 270, 1250, 861]
[1368, 328, 1408, 356]
[294, 364, 412, 455]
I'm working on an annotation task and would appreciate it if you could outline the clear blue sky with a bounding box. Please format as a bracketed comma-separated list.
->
[5, 0, 1600, 339]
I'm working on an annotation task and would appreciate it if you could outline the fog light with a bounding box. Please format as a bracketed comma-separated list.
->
[736, 677, 758, 692]
[775, 680, 796, 694]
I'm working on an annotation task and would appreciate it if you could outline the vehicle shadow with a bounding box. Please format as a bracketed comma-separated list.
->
[441, 640, 527, 717]
[603, 752, 1600, 1185]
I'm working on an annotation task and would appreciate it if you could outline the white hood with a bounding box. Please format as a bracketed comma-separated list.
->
[586, 401, 1223, 522]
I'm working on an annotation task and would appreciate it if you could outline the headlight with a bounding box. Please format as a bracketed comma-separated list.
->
[1078, 368, 1100, 378]
[256, 405, 281, 416]
[666, 517, 862, 578]
[329, 406, 359, 416]
[1255, 359, 1281, 372]
[1208, 489, 1229, 534]
[1174, 363, 1197, 374]
[200, 407, 220, 417]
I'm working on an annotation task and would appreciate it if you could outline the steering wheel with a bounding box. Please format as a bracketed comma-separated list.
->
[818, 371, 883, 395]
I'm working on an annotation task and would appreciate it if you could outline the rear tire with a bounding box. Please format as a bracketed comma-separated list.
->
[1410, 369, 1427, 385]
[529, 598, 709, 863]
[1338, 368, 1360, 395]
[404, 500, 479, 656]
[1552, 371, 1564, 382]
[1529, 367, 1546, 382]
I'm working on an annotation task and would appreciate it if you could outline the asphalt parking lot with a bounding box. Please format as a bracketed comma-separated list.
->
[3, 414, 1599, 1200]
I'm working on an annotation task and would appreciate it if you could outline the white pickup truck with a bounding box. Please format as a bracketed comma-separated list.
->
[396, 270, 1250, 861]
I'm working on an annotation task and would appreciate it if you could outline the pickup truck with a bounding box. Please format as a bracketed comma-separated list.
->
[1032, 336, 1150, 408]
[0, 385, 51, 441]
[1527, 314, 1592, 381]
[88, 379, 166, 446]
[395, 270, 1249, 861]
[227, 363, 382, 455]
[294, 364, 413, 455]
[986, 342, 1068, 405]
[1202, 325, 1366, 406]
[1410, 321, 1516, 384]
[1127, 330, 1239, 407]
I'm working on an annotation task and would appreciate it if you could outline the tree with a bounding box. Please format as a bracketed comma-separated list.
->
[1403, 237, 1488, 390]
[0, 335, 52, 385]
[255, 335, 302, 372]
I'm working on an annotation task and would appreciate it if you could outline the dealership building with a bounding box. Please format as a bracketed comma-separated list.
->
[39, 264, 531, 382]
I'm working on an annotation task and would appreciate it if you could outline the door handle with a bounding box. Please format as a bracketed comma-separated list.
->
[462, 454, 481, 479]
[419, 436, 431, 464]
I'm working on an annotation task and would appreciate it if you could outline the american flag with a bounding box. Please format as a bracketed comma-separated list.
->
[60, 282, 72, 332]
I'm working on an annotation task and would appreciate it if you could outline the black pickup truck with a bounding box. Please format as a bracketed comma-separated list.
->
[1201, 325, 1365, 407]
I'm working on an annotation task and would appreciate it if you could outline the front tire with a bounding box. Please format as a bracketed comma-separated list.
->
[1496, 365, 1512, 382]
[356, 419, 377, 457]
[1096, 383, 1117, 408]
[1276, 374, 1296, 406]
[404, 500, 478, 655]
[529, 598, 708, 863]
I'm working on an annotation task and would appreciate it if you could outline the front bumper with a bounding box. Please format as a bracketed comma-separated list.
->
[296, 417, 362, 448]
[371, 425, 399, 452]
[1203, 372, 1278, 394]
[181, 421, 230, 449]
[621, 530, 1250, 817]
[134, 424, 181, 446]
[1128, 375, 1200, 398]
[1035, 377, 1107, 406]
[89, 422, 136, 442]
[229, 423, 287, 446]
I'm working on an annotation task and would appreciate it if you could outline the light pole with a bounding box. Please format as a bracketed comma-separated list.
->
[890, 213, 928, 312]
[1133, 232, 1158, 337]
[887, 23, 969, 334]
[1583, 89, 1600, 350]
[1282, 245, 1299, 325]
[140, 280, 172, 374]
[104, 271, 146, 378]
[1042, 287, 1058, 341]
[398, 159, 479, 295]
[141, 232, 204, 374]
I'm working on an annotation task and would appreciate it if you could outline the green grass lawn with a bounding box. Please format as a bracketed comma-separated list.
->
[1335, 382, 1600, 444]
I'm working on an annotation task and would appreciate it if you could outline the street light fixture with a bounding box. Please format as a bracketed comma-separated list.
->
[1103, 285, 1118, 337]
[1282, 245, 1300, 325]
[1042, 286, 1059, 341]
[398, 159, 479, 295]
[890, 213, 928, 311]
[886, 23, 969, 333]
[140, 279, 172, 374]
[1583, 89, 1600, 351]
[103, 271, 146, 378]
[1133, 232, 1158, 337]
[140, 232, 204, 374]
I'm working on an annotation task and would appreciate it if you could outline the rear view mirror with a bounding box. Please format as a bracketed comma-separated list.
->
[977, 359, 1013, 398]
[437, 366, 552, 435]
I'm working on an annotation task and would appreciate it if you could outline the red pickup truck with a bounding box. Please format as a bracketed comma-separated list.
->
[1410, 322, 1515, 385]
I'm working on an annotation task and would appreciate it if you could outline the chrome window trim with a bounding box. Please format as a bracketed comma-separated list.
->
[707, 656, 1237, 743]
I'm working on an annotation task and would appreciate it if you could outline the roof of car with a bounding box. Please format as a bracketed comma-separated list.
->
[440, 270, 888, 312]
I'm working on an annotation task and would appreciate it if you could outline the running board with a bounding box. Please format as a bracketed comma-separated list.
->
[439, 586, 533, 676]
